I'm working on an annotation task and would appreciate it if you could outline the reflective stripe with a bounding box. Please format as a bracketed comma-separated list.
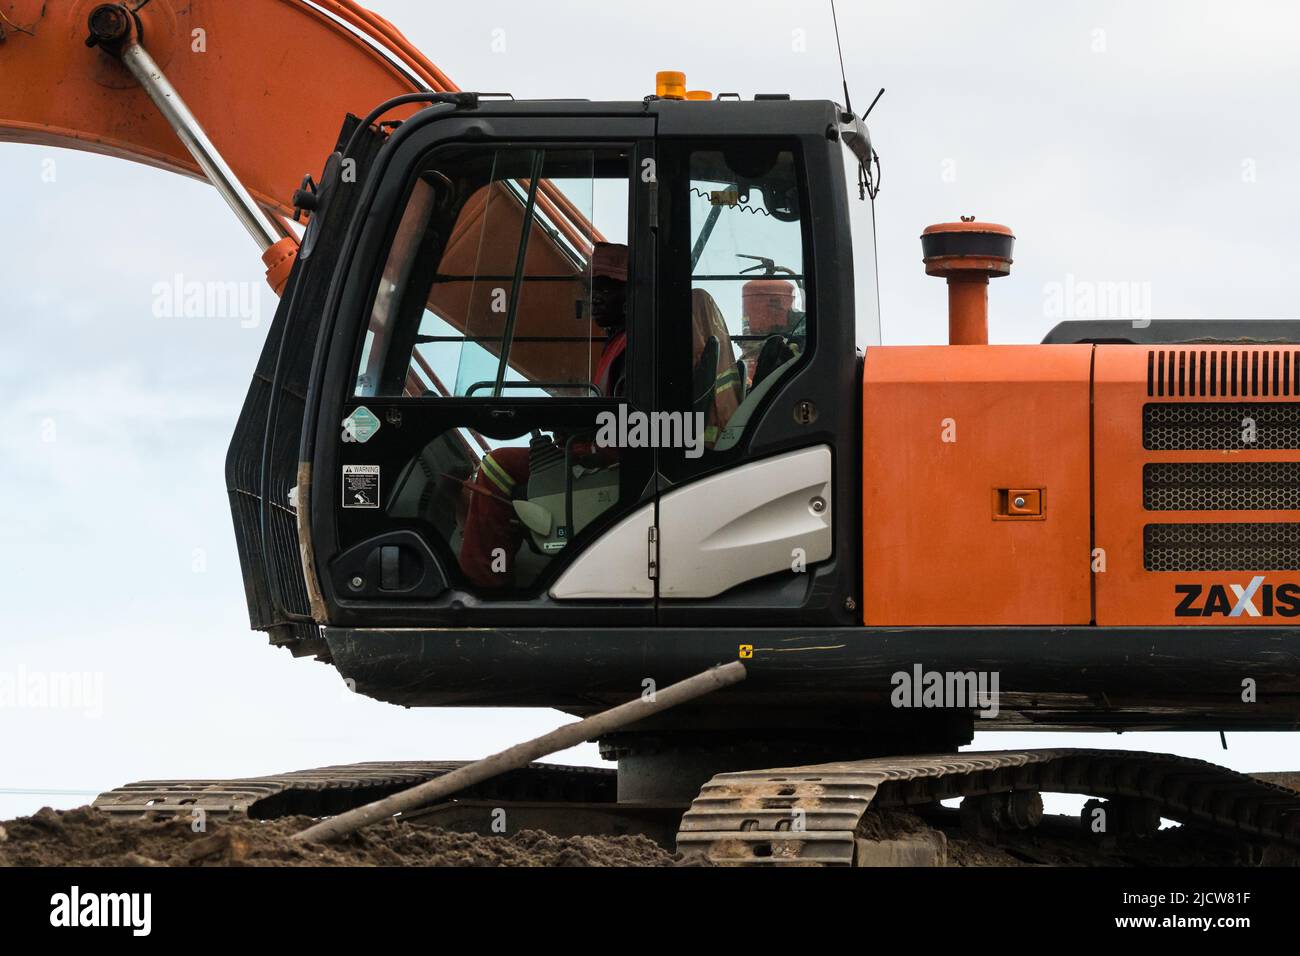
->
[714, 367, 741, 396]
[479, 453, 516, 496]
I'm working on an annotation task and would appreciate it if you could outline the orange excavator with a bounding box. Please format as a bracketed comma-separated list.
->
[6, 0, 1300, 864]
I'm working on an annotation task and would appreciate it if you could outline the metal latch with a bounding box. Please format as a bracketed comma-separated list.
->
[993, 488, 1044, 520]
[648, 526, 659, 579]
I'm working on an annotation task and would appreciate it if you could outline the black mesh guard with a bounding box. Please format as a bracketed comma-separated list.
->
[224, 116, 382, 657]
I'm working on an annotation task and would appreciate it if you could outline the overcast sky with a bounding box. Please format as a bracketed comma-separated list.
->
[3, 0, 1299, 819]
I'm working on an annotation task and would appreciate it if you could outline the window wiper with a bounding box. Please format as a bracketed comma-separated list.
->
[691, 202, 723, 273]
[690, 182, 742, 273]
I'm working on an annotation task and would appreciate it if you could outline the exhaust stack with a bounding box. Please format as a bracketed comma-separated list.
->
[921, 218, 1015, 345]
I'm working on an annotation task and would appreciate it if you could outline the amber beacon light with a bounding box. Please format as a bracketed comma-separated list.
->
[655, 71, 687, 100]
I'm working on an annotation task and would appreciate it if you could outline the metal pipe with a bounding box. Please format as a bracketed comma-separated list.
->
[292, 660, 748, 843]
[946, 277, 990, 346]
[118, 40, 281, 251]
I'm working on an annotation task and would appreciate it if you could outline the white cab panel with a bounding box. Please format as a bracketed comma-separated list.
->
[658, 445, 833, 599]
[549, 501, 655, 600]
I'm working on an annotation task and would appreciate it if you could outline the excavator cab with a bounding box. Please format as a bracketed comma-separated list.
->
[228, 96, 866, 675]
[213, 90, 1300, 756]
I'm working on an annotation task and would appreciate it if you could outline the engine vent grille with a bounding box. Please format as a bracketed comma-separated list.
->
[1143, 522, 1300, 571]
[1147, 349, 1300, 398]
[1144, 461, 1300, 511]
[1143, 403, 1300, 450]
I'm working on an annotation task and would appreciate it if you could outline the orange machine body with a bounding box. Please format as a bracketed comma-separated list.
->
[1094, 345, 1300, 625]
[862, 345, 1094, 626]
[864, 342, 1300, 627]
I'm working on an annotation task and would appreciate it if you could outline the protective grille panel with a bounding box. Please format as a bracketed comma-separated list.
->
[1143, 522, 1300, 571]
[1146, 349, 1300, 397]
[1143, 461, 1300, 511]
[1143, 403, 1300, 450]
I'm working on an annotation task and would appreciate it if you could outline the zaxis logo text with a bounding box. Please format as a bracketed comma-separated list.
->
[1174, 577, 1300, 618]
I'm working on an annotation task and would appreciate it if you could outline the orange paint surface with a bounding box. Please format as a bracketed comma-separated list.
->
[1094, 345, 1300, 625]
[862, 345, 1093, 625]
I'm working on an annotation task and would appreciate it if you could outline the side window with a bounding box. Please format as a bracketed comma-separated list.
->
[351, 146, 635, 594]
[686, 146, 808, 452]
[356, 146, 631, 399]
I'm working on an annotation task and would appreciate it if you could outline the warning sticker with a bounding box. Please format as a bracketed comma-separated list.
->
[342, 464, 380, 509]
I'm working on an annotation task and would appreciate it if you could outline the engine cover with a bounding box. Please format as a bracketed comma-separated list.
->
[1095, 345, 1300, 625]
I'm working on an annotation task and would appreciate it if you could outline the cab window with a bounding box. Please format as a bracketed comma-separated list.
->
[356, 146, 630, 400]
[348, 145, 636, 594]
[686, 146, 808, 452]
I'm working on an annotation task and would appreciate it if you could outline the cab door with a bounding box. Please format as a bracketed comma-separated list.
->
[649, 129, 858, 627]
[304, 112, 659, 629]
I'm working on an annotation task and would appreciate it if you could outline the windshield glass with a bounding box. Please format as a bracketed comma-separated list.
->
[355, 146, 630, 399]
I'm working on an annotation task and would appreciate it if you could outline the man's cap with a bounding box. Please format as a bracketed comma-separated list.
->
[591, 241, 628, 282]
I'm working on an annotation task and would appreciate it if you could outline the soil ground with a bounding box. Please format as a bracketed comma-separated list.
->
[0, 806, 680, 867]
[1, 805, 1292, 866]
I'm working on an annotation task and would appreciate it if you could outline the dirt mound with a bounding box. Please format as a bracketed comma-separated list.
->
[4, 805, 1286, 867]
[856, 808, 935, 842]
[0, 806, 681, 867]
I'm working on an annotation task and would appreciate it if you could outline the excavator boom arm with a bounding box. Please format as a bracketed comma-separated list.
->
[0, 0, 456, 221]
